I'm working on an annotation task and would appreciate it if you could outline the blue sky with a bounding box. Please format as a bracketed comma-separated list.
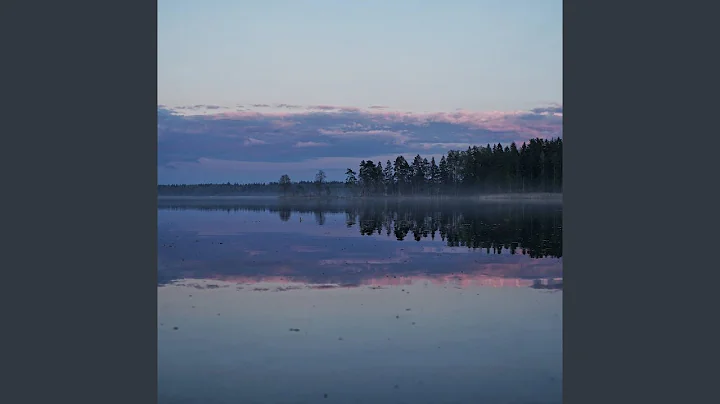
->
[158, 0, 562, 184]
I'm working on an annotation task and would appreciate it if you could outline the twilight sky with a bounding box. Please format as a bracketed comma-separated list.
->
[158, 0, 562, 184]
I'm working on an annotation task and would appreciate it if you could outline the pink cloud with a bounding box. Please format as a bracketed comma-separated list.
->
[209, 111, 295, 120]
[175, 104, 561, 140]
[275, 103, 302, 109]
[294, 141, 329, 148]
[306, 105, 362, 113]
[307, 105, 337, 111]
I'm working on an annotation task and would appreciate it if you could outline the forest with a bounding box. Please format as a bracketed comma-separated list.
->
[158, 137, 562, 197]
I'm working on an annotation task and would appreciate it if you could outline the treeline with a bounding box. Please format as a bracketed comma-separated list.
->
[344, 137, 562, 196]
[158, 180, 346, 196]
[158, 138, 562, 196]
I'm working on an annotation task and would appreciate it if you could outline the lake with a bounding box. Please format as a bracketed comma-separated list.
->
[158, 197, 563, 404]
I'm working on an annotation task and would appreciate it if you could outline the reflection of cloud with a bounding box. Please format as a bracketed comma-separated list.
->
[158, 202, 563, 289]
[159, 245, 561, 288]
[290, 245, 328, 253]
[319, 250, 409, 265]
[421, 247, 473, 254]
[164, 273, 561, 290]
[307, 284, 360, 289]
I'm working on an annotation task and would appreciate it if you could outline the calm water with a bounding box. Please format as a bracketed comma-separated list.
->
[158, 198, 563, 404]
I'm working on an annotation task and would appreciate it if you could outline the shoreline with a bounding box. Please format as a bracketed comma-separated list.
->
[157, 193, 562, 204]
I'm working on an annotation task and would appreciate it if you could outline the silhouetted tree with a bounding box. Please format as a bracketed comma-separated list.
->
[345, 168, 358, 196]
[314, 170, 326, 195]
[279, 174, 292, 196]
[383, 160, 394, 195]
[375, 161, 384, 195]
[430, 157, 440, 195]
[393, 156, 411, 196]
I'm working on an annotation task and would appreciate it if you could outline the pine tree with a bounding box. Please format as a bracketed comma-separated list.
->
[510, 142, 520, 193]
[393, 156, 410, 196]
[438, 155, 449, 194]
[345, 168, 357, 196]
[430, 157, 440, 196]
[383, 160, 394, 195]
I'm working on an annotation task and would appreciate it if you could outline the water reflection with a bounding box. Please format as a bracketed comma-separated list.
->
[158, 200, 562, 288]
[158, 200, 563, 404]
[161, 200, 561, 256]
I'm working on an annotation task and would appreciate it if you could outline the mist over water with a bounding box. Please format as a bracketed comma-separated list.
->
[158, 199, 562, 404]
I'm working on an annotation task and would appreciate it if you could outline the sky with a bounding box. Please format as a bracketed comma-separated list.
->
[158, 0, 562, 184]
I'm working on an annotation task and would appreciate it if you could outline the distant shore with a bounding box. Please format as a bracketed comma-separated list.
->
[158, 193, 562, 204]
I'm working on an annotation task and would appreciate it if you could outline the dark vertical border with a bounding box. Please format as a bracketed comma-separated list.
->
[3, 0, 157, 403]
[565, 1, 718, 404]
[3, 0, 717, 403]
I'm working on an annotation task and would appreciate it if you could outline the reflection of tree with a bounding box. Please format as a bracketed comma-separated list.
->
[314, 210, 326, 226]
[346, 203, 562, 258]
[278, 209, 291, 222]
[344, 209, 356, 228]
[161, 201, 562, 258]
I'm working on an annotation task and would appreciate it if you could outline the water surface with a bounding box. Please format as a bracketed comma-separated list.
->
[158, 199, 562, 404]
